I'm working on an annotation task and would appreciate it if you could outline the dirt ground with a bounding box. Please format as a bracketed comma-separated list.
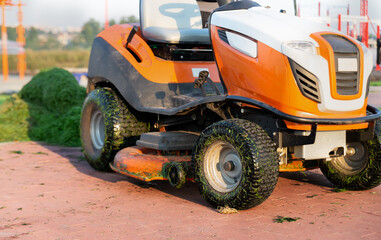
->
[1, 141, 381, 240]
[369, 86, 381, 107]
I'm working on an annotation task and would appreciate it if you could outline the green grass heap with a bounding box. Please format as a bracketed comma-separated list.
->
[0, 68, 86, 146]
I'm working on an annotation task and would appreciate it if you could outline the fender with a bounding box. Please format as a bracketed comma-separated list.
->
[88, 36, 225, 115]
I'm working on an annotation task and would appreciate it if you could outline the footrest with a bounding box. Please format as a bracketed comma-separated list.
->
[136, 131, 199, 151]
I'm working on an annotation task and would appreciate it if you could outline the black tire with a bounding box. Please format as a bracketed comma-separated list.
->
[192, 119, 279, 210]
[319, 121, 381, 190]
[80, 88, 149, 171]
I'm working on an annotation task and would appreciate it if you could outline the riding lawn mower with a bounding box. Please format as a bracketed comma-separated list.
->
[80, 0, 381, 210]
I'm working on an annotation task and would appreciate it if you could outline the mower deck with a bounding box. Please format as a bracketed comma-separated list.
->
[111, 146, 319, 183]
[110, 146, 191, 182]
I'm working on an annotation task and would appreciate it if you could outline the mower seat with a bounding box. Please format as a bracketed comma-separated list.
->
[140, 0, 210, 45]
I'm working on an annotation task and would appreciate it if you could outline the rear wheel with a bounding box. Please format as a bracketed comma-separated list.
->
[81, 88, 149, 171]
[319, 121, 381, 190]
[192, 119, 279, 210]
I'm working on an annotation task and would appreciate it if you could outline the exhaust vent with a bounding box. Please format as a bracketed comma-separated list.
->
[289, 59, 321, 103]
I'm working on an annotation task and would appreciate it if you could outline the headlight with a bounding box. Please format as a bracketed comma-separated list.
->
[359, 42, 369, 54]
[284, 41, 317, 55]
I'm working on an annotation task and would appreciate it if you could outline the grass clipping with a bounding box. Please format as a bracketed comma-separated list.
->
[0, 68, 86, 146]
[217, 205, 239, 214]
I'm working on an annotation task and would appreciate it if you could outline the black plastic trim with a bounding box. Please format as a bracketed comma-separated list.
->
[227, 95, 381, 124]
[213, 1, 260, 12]
[217, 29, 229, 44]
[276, 124, 317, 147]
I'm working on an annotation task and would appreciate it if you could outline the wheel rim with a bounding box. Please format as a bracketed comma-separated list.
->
[90, 110, 105, 150]
[204, 141, 242, 193]
[331, 142, 368, 176]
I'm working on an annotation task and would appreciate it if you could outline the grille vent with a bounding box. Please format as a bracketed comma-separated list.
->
[289, 59, 321, 103]
[217, 29, 229, 44]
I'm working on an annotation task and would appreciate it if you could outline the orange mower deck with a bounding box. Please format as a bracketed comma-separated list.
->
[110, 146, 192, 183]
[111, 146, 319, 183]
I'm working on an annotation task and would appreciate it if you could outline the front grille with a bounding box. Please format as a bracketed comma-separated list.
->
[289, 59, 321, 103]
[322, 35, 360, 96]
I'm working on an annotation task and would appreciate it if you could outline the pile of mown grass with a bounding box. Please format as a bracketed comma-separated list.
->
[0, 68, 86, 146]
[0, 94, 31, 142]
[0, 94, 10, 105]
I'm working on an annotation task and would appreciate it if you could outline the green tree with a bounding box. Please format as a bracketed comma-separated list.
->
[44, 36, 62, 50]
[65, 34, 86, 50]
[0, 27, 17, 41]
[119, 15, 139, 24]
[25, 27, 40, 49]
[81, 18, 101, 48]
[109, 19, 116, 26]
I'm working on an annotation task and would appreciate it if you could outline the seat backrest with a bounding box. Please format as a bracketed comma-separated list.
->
[140, 0, 203, 32]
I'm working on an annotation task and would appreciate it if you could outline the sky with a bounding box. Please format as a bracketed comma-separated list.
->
[3, 0, 381, 31]
[4, 0, 140, 29]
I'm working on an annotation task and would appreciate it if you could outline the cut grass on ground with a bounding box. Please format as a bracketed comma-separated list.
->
[0, 68, 86, 146]
[0, 94, 11, 105]
[370, 81, 381, 86]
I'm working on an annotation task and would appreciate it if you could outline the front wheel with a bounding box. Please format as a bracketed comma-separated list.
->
[192, 119, 279, 210]
[319, 121, 381, 190]
[80, 88, 149, 171]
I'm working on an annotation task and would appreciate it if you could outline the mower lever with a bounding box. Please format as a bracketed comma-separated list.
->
[126, 26, 139, 48]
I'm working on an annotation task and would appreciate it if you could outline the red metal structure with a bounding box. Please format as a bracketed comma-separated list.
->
[377, 25, 380, 71]
[318, 2, 320, 17]
[338, 14, 341, 32]
[360, 0, 368, 46]
[297, 3, 300, 17]
[105, 0, 109, 29]
[347, 4, 350, 35]
[16, 0, 25, 80]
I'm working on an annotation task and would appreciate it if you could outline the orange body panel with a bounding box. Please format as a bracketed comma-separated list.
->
[284, 121, 368, 131]
[97, 25, 370, 132]
[211, 26, 368, 131]
[97, 24, 221, 84]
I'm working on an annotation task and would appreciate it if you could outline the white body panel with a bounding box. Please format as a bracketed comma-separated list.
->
[211, 7, 331, 53]
[211, 6, 373, 113]
[294, 131, 347, 160]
